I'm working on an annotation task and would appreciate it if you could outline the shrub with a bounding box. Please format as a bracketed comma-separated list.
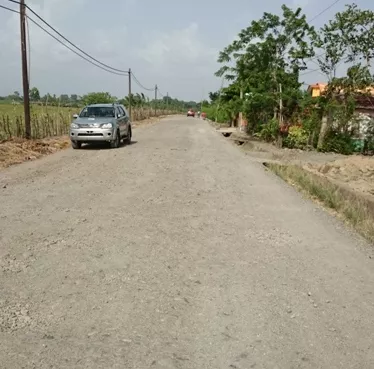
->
[256, 119, 279, 142]
[283, 125, 309, 149]
[320, 131, 355, 155]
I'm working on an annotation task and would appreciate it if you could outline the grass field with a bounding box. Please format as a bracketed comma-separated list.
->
[0, 104, 75, 140]
[0, 103, 175, 140]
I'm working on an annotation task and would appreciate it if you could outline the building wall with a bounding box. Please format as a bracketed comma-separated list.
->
[311, 88, 321, 98]
[356, 108, 374, 118]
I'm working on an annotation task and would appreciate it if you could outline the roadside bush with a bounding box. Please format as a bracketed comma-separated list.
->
[256, 119, 278, 142]
[203, 105, 228, 123]
[320, 131, 355, 155]
[283, 125, 308, 149]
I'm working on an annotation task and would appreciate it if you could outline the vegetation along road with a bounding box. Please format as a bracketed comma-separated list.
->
[0, 116, 373, 368]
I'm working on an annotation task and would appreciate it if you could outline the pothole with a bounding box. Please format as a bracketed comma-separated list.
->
[0, 300, 33, 333]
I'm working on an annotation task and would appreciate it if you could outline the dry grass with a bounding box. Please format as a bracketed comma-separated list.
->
[0, 136, 70, 169]
[267, 163, 374, 243]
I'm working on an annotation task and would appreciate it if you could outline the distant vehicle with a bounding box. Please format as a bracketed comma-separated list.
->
[69, 103, 132, 149]
[187, 109, 195, 117]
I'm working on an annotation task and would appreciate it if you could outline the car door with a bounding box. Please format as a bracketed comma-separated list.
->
[121, 106, 130, 135]
[119, 106, 128, 136]
[116, 107, 125, 137]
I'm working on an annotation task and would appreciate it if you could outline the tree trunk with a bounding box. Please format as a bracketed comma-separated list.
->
[317, 110, 332, 150]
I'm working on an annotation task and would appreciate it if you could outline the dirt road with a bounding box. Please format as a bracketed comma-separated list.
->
[1, 116, 373, 368]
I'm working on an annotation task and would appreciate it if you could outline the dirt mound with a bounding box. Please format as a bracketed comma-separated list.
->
[305, 156, 374, 196]
[0, 137, 70, 169]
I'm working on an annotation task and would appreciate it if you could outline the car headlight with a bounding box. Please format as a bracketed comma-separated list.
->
[101, 123, 113, 129]
[70, 123, 79, 129]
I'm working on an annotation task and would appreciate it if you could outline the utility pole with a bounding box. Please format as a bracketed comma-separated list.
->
[200, 88, 204, 118]
[20, 0, 31, 139]
[166, 92, 169, 110]
[279, 83, 283, 126]
[215, 77, 224, 124]
[277, 83, 283, 148]
[128, 68, 132, 120]
[154, 84, 158, 116]
[238, 87, 243, 130]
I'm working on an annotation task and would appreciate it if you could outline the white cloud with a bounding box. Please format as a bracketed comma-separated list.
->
[0, 2, 220, 99]
[137, 23, 217, 70]
[1, 0, 127, 70]
[0, 0, 90, 61]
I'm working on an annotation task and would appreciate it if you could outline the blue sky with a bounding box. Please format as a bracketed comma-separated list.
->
[0, 0, 372, 101]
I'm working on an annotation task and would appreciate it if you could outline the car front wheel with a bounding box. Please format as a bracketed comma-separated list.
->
[110, 131, 121, 148]
[125, 127, 132, 145]
[71, 141, 82, 149]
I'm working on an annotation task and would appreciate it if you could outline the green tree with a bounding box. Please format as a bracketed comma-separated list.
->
[335, 4, 374, 67]
[8, 91, 21, 101]
[29, 87, 40, 101]
[60, 94, 70, 104]
[313, 4, 374, 149]
[216, 5, 316, 132]
[82, 92, 115, 105]
[208, 91, 220, 103]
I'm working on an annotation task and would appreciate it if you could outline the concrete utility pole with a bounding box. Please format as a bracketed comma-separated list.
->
[20, 0, 31, 139]
[279, 83, 283, 126]
[128, 68, 132, 120]
[154, 84, 158, 116]
[166, 92, 169, 109]
[238, 87, 243, 130]
[277, 83, 283, 148]
[200, 88, 204, 118]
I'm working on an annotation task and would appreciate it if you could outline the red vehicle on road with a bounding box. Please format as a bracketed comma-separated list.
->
[187, 109, 195, 117]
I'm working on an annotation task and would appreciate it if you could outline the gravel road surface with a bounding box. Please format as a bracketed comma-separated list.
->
[1, 116, 373, 368]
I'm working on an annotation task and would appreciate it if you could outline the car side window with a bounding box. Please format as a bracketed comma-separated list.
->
[118, 106, 125, 116]
[115, 107, 121, 117]
[120, 106, 128, 117]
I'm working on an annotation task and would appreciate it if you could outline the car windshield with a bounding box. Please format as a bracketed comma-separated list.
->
[79, 106, 115, 118]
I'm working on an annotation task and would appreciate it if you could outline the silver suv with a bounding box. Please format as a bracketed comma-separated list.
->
[69, 103, 132, 149]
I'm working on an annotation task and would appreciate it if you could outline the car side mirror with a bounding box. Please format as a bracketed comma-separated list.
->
[73, 114, 78, 119]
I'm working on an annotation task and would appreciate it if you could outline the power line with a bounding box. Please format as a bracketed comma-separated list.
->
[0, 3, 17, 13]
[131, 72, 156, 92]
[27, 16, 128, 76]
[300, 68, 320, 76]
[1, 1, 171, 100]
[309, 0, 343, 23]
[0, 3, 129, 76]
[6, 0, 129, 74]
[304, 0, 343, 62]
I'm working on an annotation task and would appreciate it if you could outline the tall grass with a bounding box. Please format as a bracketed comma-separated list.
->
[0, 104, 176, 140]
[203, 105, 228, 124]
